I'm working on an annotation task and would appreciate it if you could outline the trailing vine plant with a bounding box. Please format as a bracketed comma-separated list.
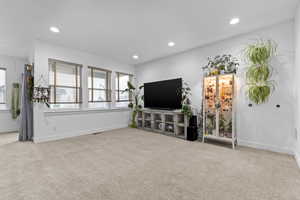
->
[244, 39, 277, 104]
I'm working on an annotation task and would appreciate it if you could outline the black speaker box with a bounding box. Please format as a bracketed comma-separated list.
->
[189, 115, 197, 127]
[187, 126, 198, 141]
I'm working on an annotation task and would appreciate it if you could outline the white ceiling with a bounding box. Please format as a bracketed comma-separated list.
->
[0, 0, 299, 65]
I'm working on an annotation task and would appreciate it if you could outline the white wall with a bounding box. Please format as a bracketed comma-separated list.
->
[136, 21, 295, 154]
[0, 55, 27, 133]
[33, 41, 135, 142]
[294, 4, 300, 167]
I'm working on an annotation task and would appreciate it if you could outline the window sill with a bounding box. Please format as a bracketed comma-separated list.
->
[44, 107, 131, 116]
[0, 106, 10, 112]
[0, 109, 10, 113]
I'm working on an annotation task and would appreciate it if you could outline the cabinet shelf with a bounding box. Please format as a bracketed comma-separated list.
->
[165, 121, 174, 124]
[176, 135, 185, 139]
[136, 109, 187, 140]
[203, 135, 233, 143]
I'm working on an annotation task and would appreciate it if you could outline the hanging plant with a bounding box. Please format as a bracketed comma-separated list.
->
[246, 81, 275, 104]
[244, 39, 277, 104]
[246, 63, 270, 83]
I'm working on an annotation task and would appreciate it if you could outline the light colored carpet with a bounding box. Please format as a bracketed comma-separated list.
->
[0, 128, 299, 200]
[0, 132, 18, 146]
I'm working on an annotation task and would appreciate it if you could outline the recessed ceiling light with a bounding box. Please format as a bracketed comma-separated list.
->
[50, 26, 60, 33]
[230, 18, 240, 25]
[168, 41, 176, 47]
[132, 54, 139, 60]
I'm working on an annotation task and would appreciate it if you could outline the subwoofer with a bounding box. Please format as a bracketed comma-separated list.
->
[187, 126, 198, 141]
[189, 115, 197, 127]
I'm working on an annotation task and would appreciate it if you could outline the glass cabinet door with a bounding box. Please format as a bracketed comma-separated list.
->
[218, 74, 234, 138]
[204, 76, 217, 136]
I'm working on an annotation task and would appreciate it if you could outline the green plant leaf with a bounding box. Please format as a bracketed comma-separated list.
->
[245, 39, 276, 104]
[128, 102, 134, 108]
[127, 81, 135, 90]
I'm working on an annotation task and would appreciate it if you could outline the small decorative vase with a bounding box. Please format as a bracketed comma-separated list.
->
[158, 123, 163, 130]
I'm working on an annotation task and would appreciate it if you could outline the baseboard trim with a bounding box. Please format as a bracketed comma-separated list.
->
[0, 130, 18, 134]
[33, 124, 128, 143]
[238, 139, 293, 155]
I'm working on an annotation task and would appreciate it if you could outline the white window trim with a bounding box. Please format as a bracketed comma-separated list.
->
[46, 59, 134, 111]
[115, 71, 133, 103]
[88, 66, 112, 103]
[48, 59, 83, 107]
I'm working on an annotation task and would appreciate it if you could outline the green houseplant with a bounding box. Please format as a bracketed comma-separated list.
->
[206, 113, 215, 135]
[244, 39, 277, 104]
[180, 82, 193, 119]
[203, 54, 239, 76]
[11, 83, 20, 119]
[124, 82, 144, 128]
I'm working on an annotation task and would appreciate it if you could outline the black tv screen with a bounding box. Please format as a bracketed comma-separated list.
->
[144, 78, 182, 110]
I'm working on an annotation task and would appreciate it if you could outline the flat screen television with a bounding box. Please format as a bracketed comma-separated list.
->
[144, 78, 182, 110]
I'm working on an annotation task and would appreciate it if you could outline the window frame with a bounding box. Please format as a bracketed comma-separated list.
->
[49, 59, 83, 105]
[0, 68, 6, 104]
[88, 66, 112, 103]
[115, 72, 133, 102]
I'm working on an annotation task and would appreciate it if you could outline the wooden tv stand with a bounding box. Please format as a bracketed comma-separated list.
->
[136, 109, 188, 140]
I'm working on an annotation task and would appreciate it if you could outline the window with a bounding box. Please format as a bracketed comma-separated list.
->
[115, 72, 133, 102]
[49, 59, 82, 108]
[0, 68, 6, 105]
[88, 67, 111, 107]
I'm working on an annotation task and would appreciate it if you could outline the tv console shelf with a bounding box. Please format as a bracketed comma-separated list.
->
[136, 109, 188, 139]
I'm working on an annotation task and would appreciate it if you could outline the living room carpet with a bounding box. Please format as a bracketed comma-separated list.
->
[0, 128, 299, 200]
[0, 132, 18, 146]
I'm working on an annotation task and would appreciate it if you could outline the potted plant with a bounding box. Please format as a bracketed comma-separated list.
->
[244, 39, 277, 104]
[206, 113, 215, 135]
[180, 82, 193, 119]
[203, 54, 239, 76]
[219, 113, 226, 133]
[124, 82, 144, 128]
